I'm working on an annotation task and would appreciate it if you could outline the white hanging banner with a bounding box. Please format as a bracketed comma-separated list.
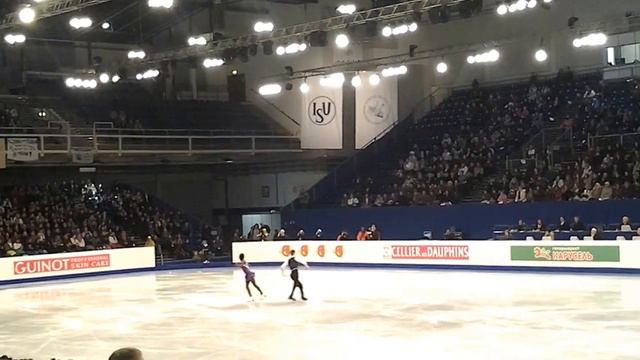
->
[300, 78, 343, 149]
[7, 138, 38, 162]
[355, 73, 398, 149]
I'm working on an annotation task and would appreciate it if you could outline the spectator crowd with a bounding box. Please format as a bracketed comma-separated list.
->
[0, 180, 221, 260]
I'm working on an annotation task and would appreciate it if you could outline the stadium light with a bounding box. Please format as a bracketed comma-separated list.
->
[253, 21, 274, 33]
[18, 6, 36, 24]
[336, 4, 357, 14]
[496, 4, 508, 15]
[258, 83, 282, 96]
[66, 77, 98, 89]
[276, 42, 307, 56]
[299, 82, 310, 94]
[148, 0, 173, 8]
[350, 74, 362, 88]
[128, 50, 146, 60]
[69, 17, 93, 29]
[203, 58, 224, 68]
[382, 22, 418, 37]
[99, 73, 110, 84]
[368, 73, 381, 86]
[188, 36, 207, 46]
[467, 49, 500, 64]
[527, 0, 537, 8]
[534, 49, 548, 62]
[436, 62, 448, 74]
[101, 22, 111, 30]
[137, 69, 160, 80]
[335, 33, 350, 48]
[573, 32, 607, 48]
[381, 65, 408, 77]
[111, 75, 121, 83]
[320, 72, 345, 88]
[4, 34, 26, 45]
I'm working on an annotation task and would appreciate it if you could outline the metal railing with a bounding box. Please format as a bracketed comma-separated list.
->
[589, 132, 640, 149]
[0, 127, 300, 156]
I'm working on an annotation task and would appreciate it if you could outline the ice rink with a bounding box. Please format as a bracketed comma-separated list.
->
[2, 267, 640, 360]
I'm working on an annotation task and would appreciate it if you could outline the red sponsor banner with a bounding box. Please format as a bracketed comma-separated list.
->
[13, 254, 111, 275]
[386, 245, 469, 260]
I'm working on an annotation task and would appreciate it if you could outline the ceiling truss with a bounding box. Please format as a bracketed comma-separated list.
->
[0, 0, 116, 30]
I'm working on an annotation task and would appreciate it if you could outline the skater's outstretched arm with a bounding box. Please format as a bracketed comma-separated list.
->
[296, 258, 310, 269]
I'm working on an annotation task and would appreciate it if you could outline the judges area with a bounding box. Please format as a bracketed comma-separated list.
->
[232, 240, 640, 273]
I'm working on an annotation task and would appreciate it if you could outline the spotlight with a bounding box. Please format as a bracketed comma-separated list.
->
[128, 50, 146, 60]
[319, 72, 345, 88]
[231, 69, 238, 75]
[258, 83, 282, 96]
[188, 36, 207, 46]
[203, 58, 224, 68]
[69, 17, 93, 29]
[253, 21, 274, 33]
[467, 49, 500, 64]
[299, 82, 310, 94]
[436, 62, 448, 73]
[276, 46, 286, 56]
[527, 0, 537, 8]
[111, 75, 121, 83]
[382, 26, 392, 37]
[381, 65, 408, 77]
[508, 3, 518, 12]
[497, 4, 508, 15]
[99, 73, 110, 83]
[408, 22, 418, 32]
[18, 6, 36, 24]
[534, 49, 548, 62]
[4, 34, 26, 45]
[335, 33, 350, 48]
[101, 22, 111, 30]
[368, 73, 380, 86]
[65, 78, 75, 88]
[336, 4, 357, 14]
[351, 74, 362, 88]
[148, 0, 174, 8]
[516, 0, 527, 11]
[573, 32, 607, 48]
[37, 110, 47, 118]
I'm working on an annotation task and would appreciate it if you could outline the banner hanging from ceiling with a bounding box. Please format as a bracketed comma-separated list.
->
[355, 73, 398, 149]
[300, 77, 343, 149]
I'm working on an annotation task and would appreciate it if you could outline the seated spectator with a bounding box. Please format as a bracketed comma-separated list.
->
[600, 181, 613, 201]
[367, 224, 381, 240]
[570, 216, 586, 231]
[542, 231, 555, 240]
[356, 227, 367, 241]
[620, 216, 633, 232]
[314, 228, 323, 240]
[347, 193, 360, 207]
[499, 229, 512, 240]
[275, 229, 287, 240]
[515, 219, 527, 232]
[296, 229, 305, 240]
[557, 216, 570, 231]
[534, 219, 545, 232]
[336, 231, 348, 241]
[589, 227, 601, 240]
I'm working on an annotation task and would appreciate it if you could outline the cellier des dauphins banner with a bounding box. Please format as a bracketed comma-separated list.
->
[355, 72, 398, 149]
[300, 78, 343, 149]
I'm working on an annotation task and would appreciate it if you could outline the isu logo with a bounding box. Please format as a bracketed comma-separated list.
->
[281, 245, 291, 257]
[334, 245, 344, 258]
[317, 245, 326, 257]
[308, 96, 336, 126]
[300, 245, 309, 257]
[364, 96, 390, 125]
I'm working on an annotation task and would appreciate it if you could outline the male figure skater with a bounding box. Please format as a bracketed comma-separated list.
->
[281, 249, 309, 301]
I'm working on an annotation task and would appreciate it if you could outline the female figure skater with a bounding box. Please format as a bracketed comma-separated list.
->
[239, 253, 264, 300]
[281, 249, 309, 301]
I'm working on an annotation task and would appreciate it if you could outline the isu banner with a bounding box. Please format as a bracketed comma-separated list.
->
[300, 77, 343, 149]
[355, 73, 398, 149]
[511, 246, 620, 262]
[7, 138, 38, 162]
[0, 247, 156, 283]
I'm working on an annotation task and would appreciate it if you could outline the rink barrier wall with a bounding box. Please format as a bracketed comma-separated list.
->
[0, 247, 156, 286]
[232, 240, 640, 273]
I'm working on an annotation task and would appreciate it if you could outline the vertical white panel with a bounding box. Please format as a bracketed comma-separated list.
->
[355, 72, 398, 149]
[300, 77, 343, 149]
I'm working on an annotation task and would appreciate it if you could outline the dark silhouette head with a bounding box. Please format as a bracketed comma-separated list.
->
[239, 253, 245, 261]
[108, 348, 143, 360]
[290, 250, 295, 256]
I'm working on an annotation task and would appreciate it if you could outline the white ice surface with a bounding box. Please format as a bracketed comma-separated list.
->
[1, 268, 640, 360]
